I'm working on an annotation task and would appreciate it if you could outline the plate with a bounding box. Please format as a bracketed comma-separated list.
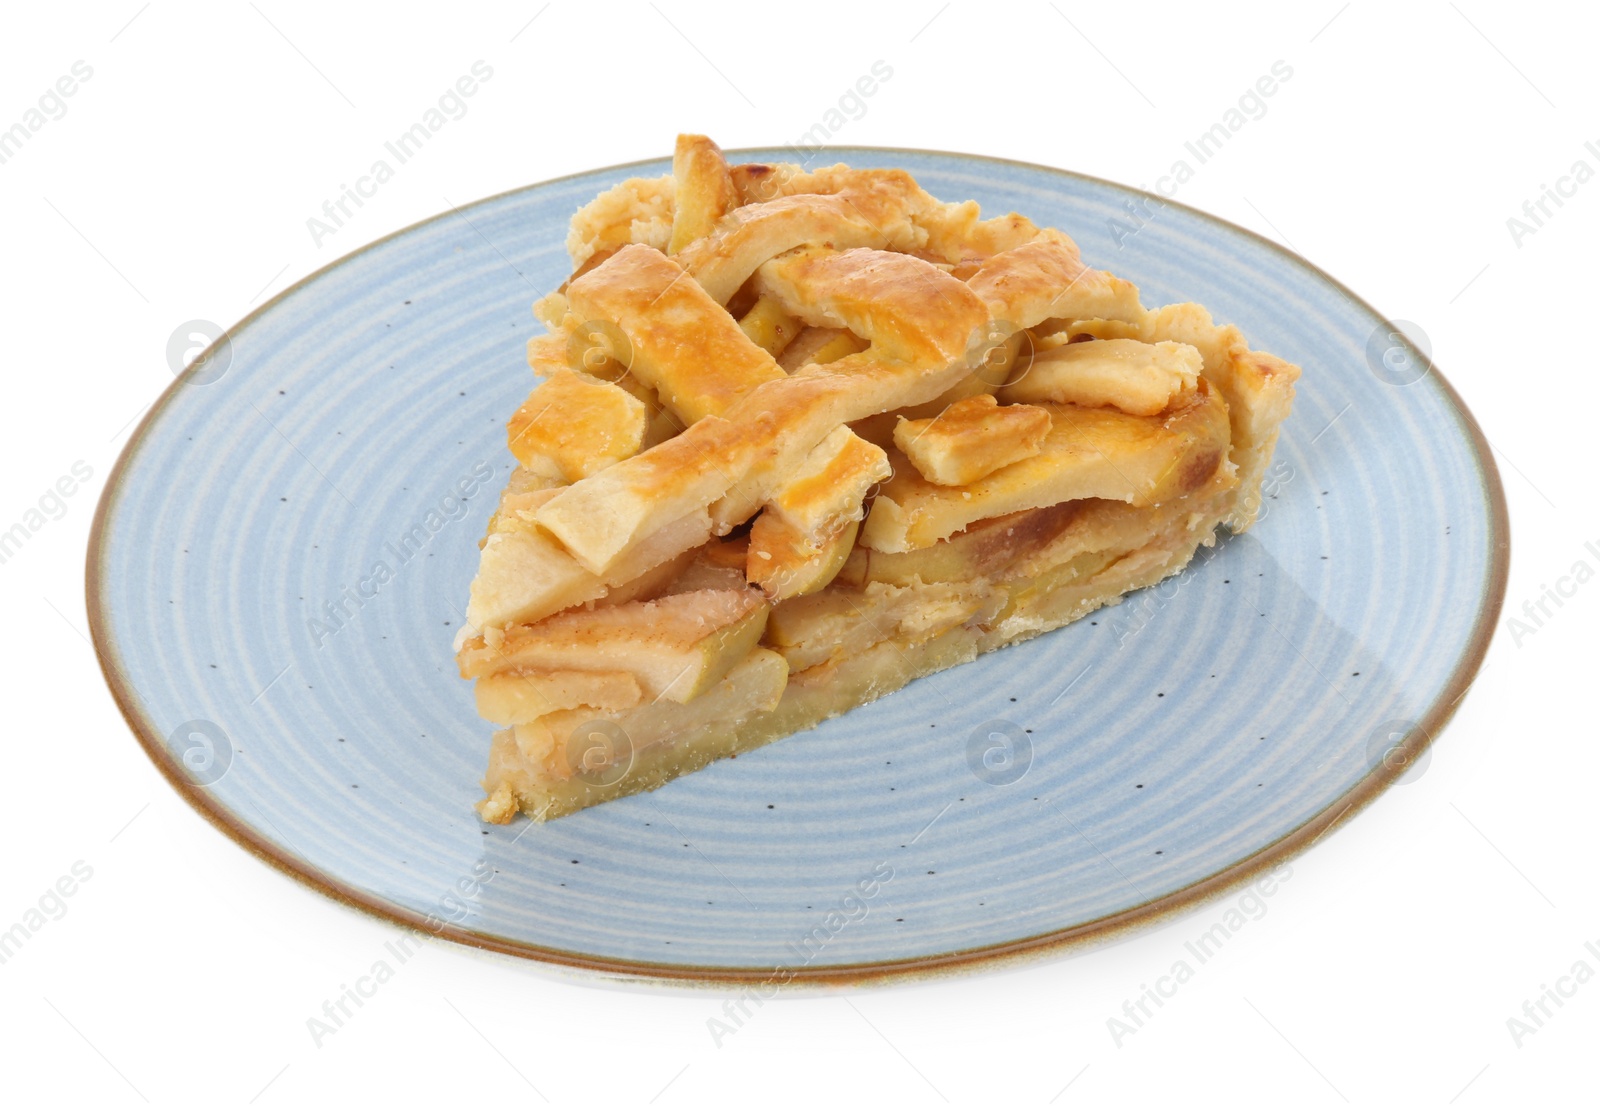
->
[88, 148, 1507, 983]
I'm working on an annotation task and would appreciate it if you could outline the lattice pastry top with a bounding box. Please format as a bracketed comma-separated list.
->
[461, 133, 1297, 641]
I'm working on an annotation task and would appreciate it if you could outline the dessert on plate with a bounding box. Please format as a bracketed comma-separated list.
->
[455, 134, 1300, 823]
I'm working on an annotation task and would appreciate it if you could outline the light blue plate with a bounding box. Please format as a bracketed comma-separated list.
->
[89, 149, 1507, 983]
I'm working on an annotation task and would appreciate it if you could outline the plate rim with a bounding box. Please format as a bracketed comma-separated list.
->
[85, 145, 1511, 986]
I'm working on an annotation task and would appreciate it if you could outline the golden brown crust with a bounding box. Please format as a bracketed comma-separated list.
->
[457, 134, 1302, 822]
[755, 246, 986, 365]
[916, 203, 1044, 262]
[668, 134, 737, 255]
[566, 244, 784, 422]
[543, 246, 987, 573]
[967, 233, 1143, 328]
[506, 370, 648, 480]
[677, 182, 931, 305]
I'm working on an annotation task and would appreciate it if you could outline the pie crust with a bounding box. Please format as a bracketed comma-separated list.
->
[456, 135, 1300, 823]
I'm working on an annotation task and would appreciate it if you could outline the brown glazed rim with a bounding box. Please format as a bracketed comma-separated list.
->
[86, 146, 1511, 988]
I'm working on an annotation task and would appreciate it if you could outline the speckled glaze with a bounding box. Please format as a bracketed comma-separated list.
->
[88, 149, 1507, 985]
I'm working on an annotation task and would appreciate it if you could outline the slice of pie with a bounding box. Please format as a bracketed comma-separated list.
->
[457, 134, 1300, 823]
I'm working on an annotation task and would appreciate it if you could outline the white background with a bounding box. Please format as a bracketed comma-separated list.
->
[1, 2, 1595, 1103]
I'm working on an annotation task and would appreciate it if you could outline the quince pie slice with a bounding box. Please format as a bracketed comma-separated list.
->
[458, 134, 1300, 823]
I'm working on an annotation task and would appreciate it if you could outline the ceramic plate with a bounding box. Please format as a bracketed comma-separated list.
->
[88, 148, 1507, 983]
